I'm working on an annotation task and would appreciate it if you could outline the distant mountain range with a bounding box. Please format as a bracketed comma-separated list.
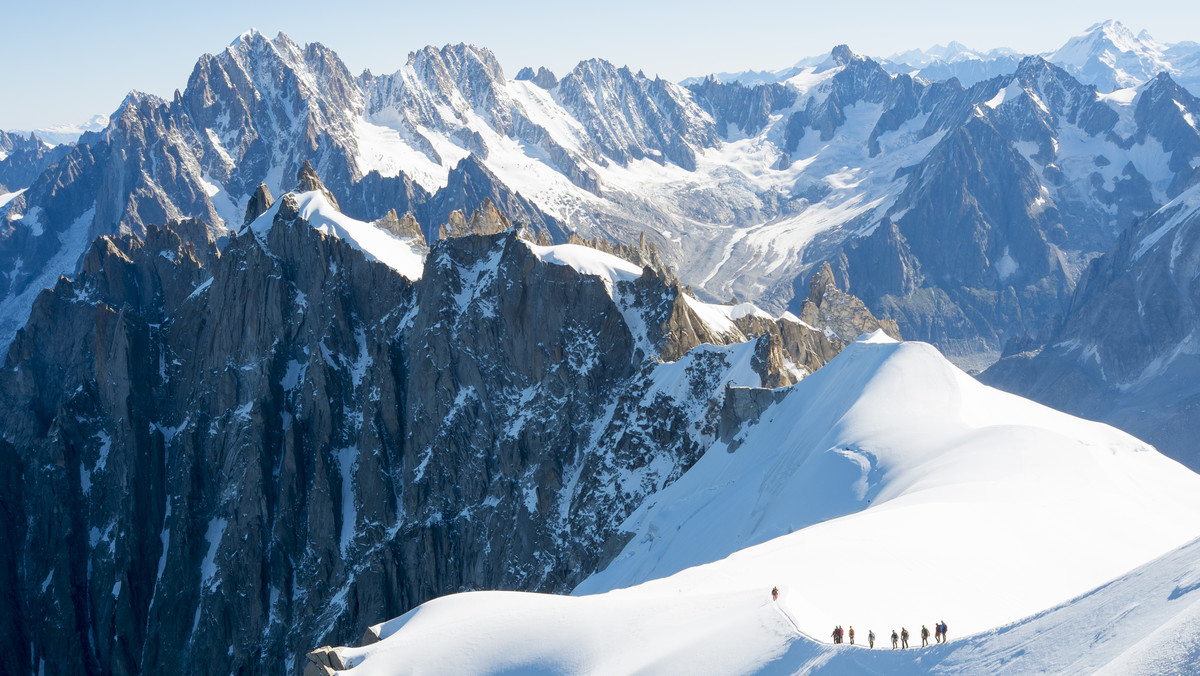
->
[5, 115, 109, 147]
[687, 20, 1200, 93]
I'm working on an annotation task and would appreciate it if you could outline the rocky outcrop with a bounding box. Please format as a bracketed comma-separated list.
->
[297, 160, 341, 209]
[801, 262, 901, 343]
[515, 66, 559, 89]
[566, 231, 669, 278]
[303, 646, 351, 676]
[244, 182, 275, 224]
[374, 209, 425, 245]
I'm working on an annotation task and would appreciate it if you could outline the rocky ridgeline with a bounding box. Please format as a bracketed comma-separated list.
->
[0, 165, 895, 675]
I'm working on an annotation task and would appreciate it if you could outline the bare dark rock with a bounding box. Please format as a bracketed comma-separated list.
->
[244, 182, 275, 224]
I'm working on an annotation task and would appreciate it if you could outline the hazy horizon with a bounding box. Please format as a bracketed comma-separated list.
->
[2, 0, 1198, 130]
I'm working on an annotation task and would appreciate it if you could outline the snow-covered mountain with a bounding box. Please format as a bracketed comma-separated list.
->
[5, 24, 1200, 676]
[0, 162, 898, 675]
[881, 42, 1024, 87]
[1050, 20, 1200, 94]
[312, 334, 1200, 675]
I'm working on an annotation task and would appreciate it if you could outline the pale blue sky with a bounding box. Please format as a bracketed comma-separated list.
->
[1, 0, 1197, 130]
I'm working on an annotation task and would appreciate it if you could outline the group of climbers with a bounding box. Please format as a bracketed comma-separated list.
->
[772, 587, 948, 650]
[830, 626, 853, 644]
[831, 620, 948, 650]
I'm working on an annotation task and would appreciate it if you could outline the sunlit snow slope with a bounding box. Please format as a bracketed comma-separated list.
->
[245, 190, 426, 280]
[322, 334, 1200, 674]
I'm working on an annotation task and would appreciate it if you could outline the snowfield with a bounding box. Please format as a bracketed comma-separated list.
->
[324, 333, 1200, 675]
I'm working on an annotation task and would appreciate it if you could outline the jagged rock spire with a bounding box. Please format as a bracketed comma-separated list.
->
[800, 262, 901, 343]
[243, 183, 275, 225]
[375, 209, 426, 246]
[515, 65, 559, 89]
[437, 199, 512, 239]
[466, 198, 511, 236]
[295, 160, 340, 211]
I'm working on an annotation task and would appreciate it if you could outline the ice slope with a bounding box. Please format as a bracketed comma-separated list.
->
[245, 190, 425, 279]
[327, 334, 1200, 675]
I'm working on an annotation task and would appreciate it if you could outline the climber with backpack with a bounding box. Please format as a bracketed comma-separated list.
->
[901, 627, 909, 649]
[940, 620, 948, 642]
[921, 624, 930, 647]
[771, 586, 778, 601]
[868, 629, 875, 649]
[848, 626, 855, 645]
[891, 629, 899, 649]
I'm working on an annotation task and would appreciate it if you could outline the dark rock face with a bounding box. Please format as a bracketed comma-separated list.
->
[687, 79, 797, 139]
[838, 115, 1072, 364]
[0, 196, 892, 674]
[244, 182, 275, 224]
[981, 186, 1200, 470]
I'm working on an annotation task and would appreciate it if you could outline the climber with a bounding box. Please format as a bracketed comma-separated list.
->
[848, 626, 855, 645]
[901, 627, 909, 649]
[868, 629, 875, 649]
[772, 586, 778, 601]
[891, 629, 899, 649]
[921, 624, 930, 647]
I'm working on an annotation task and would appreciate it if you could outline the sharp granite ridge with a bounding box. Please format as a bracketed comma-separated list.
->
[0, 164, 896, 675]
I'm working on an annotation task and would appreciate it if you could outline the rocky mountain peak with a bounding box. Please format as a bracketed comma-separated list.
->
[295, 160, 340, 210]
[1083, 19, 1141, 50]
[410, 43, 507, 90]
[800, 262, 902, 344]
[244, 183, 275, 224]
[515, 65, 559, 89]
[276, 191, 300, 220]
[1013, 54, 1056, 83]
[829, 44, 861, 66]
[534, 66, 559, 89]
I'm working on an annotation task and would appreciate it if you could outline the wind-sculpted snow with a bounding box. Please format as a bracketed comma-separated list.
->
[326, 335, 1200, 675]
